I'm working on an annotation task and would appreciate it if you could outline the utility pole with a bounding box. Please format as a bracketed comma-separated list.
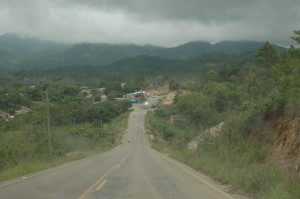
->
[99, 117, 103, 138]
[46, 89, 52, 158]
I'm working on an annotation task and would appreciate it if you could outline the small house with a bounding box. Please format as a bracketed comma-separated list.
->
[129, 99, 139, 104]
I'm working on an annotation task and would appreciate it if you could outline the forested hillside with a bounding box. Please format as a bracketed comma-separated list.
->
[0, 33, 284, 72]
[146, 39, 300, 198]
[15, 52, 250, 87]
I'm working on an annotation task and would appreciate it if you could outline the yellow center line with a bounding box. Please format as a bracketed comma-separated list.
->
[78, 164, 117, 199]
[96, 179, 108, 191]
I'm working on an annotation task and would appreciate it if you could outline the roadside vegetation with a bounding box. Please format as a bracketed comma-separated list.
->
[146, 35, 300, 198]
[0, 81, 132, 181]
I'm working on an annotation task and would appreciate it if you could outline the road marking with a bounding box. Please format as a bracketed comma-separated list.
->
[78, 164, 117, 199]
[0, 162, 75, 189]
[0, 180, 20, 188]
[153, 150, 235, 199]
[96, 179, 108, 191]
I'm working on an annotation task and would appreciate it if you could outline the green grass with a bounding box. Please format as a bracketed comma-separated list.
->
[0, 111, 131, 182]
[151, 139, 300, 199]
[145, 111, 300, 199]
[0, 155, 83, 182]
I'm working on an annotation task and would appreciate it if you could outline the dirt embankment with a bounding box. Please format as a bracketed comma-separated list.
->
[187, 122, 225, 151]
[187, 113, 300, 177]
[268, 114, 300, 177]
[146, 84, 169, 96]
[162, 91, 177, 105]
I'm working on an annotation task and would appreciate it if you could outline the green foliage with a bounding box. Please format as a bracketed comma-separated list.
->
[146, 109, 300, 198]
[254, 42, 279, 68]
[169, 79, 180, 90]
[205, 70, 220, 82]
[0, 92, 32, 114]
[175, 92, 219, 126]
[0, 79, 132, 173]
[291, 30, 300, 44]
[232, 164, 279, 193]
[146, 43, 300, 198]
[28, 88, 43, 101]
[107, 90, 122, 99]
[63, 86, 80, 96]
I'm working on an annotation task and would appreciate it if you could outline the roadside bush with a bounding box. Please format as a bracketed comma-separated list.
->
[175, 92, 220, 126]
[232, 164, 279, 194]
[284, 88, 300, 119]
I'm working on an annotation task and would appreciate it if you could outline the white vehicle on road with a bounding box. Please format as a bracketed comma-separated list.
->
[144, 101, 149, 109]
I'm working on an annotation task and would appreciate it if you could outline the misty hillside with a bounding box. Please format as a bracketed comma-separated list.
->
[0, 33, 69, 55]
[0, 34, 285, 72]
[20, 52, 249, 85]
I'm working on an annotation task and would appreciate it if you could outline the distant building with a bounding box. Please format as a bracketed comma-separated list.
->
[114, 98, 127, 101]
[121, 83, 127, 88]
[0, 111, 11, 119]
[80, 89, 91, 95]
[95, 88, 105, 93]
[129, 99, 139, 104]
[84, 94, 93, 99]
[125, 91, 147, 100]
[101, 95, 107, 102]
[15, 106, 30, 115]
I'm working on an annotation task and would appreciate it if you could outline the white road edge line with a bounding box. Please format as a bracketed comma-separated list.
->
[0, 180, 20, 188]
[0, 162, 74, 189]
[155, 150, 235, 199]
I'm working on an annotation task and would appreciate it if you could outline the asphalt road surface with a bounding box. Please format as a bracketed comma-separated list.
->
[0, 97, 248, 199]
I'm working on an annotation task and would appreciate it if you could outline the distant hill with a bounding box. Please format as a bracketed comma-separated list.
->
[0, 34, 69, 72]
[212, 40, 285, 54]
[0, 34, 285, 72]
[0, 33, 69, 55]
[24, 52, 249, 85]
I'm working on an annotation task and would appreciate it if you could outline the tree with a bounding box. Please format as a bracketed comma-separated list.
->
[291, 30, 300, 44]
[169, 80, 180, 90]
[206, 70, 220, 82]
[107, 90, 122, 99]
[175, 92, 217, 125]
[63, 86, 80, 96]
[254, 42, 279, 68]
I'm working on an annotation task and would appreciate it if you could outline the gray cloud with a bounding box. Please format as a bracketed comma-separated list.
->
[0, 0, 299, 47]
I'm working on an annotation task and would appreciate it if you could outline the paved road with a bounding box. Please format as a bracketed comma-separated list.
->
[0, 98, 248, 199]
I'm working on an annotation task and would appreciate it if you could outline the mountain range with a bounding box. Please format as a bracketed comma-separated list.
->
[0, 33, 285, 72]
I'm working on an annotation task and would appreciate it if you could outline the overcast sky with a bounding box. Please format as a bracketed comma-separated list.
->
[0, 0, 299, 47]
